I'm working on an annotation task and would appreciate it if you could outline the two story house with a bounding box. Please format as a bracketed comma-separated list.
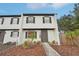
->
[0, 14, 60, 45]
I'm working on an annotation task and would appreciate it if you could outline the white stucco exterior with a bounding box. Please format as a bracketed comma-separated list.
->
[0, 14, 60, 45]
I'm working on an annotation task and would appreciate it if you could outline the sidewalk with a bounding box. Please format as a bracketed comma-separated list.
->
[42, 43, 60, 56]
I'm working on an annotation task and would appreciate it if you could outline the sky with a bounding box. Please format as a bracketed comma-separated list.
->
[0, 3, 74, 19]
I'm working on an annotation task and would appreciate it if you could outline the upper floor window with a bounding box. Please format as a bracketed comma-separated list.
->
[0, 18, 4, 25]
[43, 16, 52, 23]
[26, 16, 35, 23]
[10, 18, 19, 24]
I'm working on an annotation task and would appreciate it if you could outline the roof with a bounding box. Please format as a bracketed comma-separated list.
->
[0, 15, 21, 17]
[23, 13, 55, 16]
[0, 13, 55, 17]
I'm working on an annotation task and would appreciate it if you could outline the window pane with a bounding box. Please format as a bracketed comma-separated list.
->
[0, 18, 4, 24]
[27, 31, 37, 39]
[10, 18, 13, 24]
[28, 32, 34, 38]
[13, 18, 17, 24]
[43, 17, 45, 23]
[1, 18, 4, 24]
[0, 18, 2, 24]
[35, 32, 37, 38]
[11, 31, 19, 37]
[26, 16, 35, 23]
[10, 32, 13, 37]
[28, 17, 33, 23]
[13, 32, 17, 37]
[45, 17, 50, 23]
[43, 17, 51, 23]
[25, 32, 27, 38]
[17, 18, 19, 24]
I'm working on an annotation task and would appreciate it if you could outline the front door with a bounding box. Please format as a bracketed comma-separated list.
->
[41, 30, 48, 42]
[0, 31, 5, 43]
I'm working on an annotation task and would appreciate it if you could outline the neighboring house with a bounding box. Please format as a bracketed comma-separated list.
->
[0, 14, 60, 45]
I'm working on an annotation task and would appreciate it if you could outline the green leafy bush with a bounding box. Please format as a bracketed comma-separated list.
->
[49, 40, 58, 45]
[23, 40, 33, 48]
[65, 29, 79, 38]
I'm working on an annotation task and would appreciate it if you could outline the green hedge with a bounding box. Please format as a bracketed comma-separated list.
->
[65, 29, 79, 37]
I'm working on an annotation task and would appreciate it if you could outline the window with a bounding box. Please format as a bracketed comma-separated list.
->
[10, 31, 19, 37]
[43, 16, 51, 23]
[10, 18, 13, 24]
[25, 31, 37, 39]
[0, 32, 1, 36]
[26, 16, 35, 23]
[17, 18, 19, 24]
[0, 18, 4, 25]
[10, 18, 19, 24]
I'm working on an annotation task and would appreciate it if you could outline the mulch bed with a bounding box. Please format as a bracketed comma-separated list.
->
[0, 44, 46, 56]
[0, 42, 16, 51]
[51, 45, 79, 56]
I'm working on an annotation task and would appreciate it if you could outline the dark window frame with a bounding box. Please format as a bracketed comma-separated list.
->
[10, 18, 13, 24]
[43, 16, 52, 23]
[10, 32, 13, 37]
[25, 31, 37, 39]
[26, 16, 35, 23]
[17, 18, 19, 24]
[25, 32, 27, 38]
[10, 31, 19, 37]
[43, 17, 45, 23]
[10, 17, 19, 24]
[0, 18, 4, 25]
[1, 18, 4, 25]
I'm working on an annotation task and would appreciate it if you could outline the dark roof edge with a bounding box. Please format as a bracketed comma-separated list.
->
[23, 13, 55, 16]
[0, 13, 55, 17]
[0, 28, 55, 30]
[0, 15, 21, 17]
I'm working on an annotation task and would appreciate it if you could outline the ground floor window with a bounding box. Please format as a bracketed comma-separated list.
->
[25, 31, 37, 39]
[10, 31, 19, 38]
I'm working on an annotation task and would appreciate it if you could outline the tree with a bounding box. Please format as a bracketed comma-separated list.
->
[58, 14, 74, 31]
[58, 3, 79, 31]
[72, 3, 79, 29]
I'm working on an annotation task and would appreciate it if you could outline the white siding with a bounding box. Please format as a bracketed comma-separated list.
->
[0, 16, 57, 29]
[0, 17, 21, 29]
[48, 30, 60, 44]
[3, 31, 19, 43]
[22, 16, 56, 29]
[48, 30, 56, 42]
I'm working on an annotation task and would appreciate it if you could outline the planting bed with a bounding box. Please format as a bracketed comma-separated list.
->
[51, 45, 79, 56]
[0, 44, 46, 56]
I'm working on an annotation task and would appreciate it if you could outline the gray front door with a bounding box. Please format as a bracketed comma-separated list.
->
[41, 30, 48, 42]
[0, 31, 5, 43]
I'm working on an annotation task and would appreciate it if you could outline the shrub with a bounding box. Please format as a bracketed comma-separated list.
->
[37, 41, 41, 44]
[48, 40, 57, 45]
[23, 40, 33, 48]
[33, 40, 41, 46]
[23, 41, 29, 48]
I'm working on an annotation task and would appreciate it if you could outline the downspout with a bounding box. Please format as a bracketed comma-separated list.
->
[17, 14, 23, 45]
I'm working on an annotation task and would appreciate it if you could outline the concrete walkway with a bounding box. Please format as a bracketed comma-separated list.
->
[42, 43, 60, 56]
